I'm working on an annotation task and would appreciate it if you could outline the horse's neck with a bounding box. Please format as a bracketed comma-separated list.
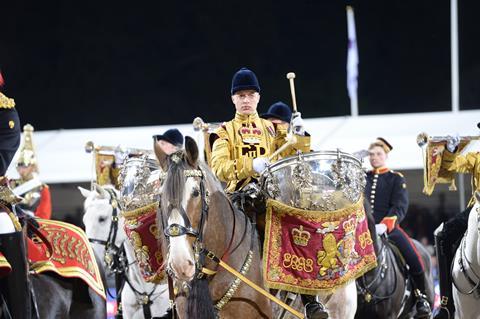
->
[464, 206, 480, 272]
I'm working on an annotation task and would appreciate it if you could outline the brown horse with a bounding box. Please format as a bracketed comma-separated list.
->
[155, 136, 272, 319]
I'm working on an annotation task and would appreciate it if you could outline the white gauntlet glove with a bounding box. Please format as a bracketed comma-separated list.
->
[291, 112, 305, 136]
[446, 135, 460, 152]
[253, 157, 270, 174]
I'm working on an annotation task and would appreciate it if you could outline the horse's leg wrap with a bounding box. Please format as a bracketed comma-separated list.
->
[0, 231, 32, 319]
[301, 294, 329, 319]
[433, 225, 456, 319]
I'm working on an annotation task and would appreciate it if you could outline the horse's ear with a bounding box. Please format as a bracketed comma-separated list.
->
[154, 139, 168, 171]
[185, 136, 198, 167]
[475, 191, 480, 205]
[93, 183, 108, 199]
[78, 186, 91, 198]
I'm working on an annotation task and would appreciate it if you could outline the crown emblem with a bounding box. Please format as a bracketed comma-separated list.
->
[342, 218, 356, 235]
[292, 225, 311, 247]
[239, 127, 262, 144]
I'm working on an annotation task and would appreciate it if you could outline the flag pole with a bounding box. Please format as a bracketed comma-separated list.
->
[346, 5, 359, 117]
[450, 0, 465, 210]
[451, 0, 459, 113]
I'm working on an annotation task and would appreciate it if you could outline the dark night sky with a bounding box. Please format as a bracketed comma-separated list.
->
[1, 1, 479, 130]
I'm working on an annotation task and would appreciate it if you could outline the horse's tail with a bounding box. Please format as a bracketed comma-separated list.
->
[186, 278, 216, 319]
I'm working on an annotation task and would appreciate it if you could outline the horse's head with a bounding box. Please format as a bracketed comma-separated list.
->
[156, 136, 208, 282]
[79, 184, 126, 253]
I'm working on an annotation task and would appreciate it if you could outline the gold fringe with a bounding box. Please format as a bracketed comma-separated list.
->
[122, 202, 159, 219]
[263, 197, 378, 295]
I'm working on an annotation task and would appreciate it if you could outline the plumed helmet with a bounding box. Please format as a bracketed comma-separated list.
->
[17, 124, 38, 168]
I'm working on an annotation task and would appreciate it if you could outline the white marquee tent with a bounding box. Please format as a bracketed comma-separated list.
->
[6, 110, 480, 184]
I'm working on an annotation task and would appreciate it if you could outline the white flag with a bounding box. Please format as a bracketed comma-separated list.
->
[346, 6, 359, 116]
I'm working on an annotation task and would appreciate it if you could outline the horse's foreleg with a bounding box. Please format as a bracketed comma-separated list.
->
[320, 281, 357, 319]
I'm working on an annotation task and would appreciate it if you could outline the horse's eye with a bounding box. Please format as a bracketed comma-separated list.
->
[192, 188, 200, 197]
[99, 216, 107, 223]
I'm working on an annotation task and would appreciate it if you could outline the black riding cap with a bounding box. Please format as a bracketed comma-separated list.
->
[153, 129, 184, 147]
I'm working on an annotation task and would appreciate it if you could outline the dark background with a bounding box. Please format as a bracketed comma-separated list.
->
[1, 0, 479, 130]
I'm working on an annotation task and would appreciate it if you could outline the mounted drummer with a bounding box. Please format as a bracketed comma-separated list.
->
[209, 67, 327, 319]
[210, 67, 309, 192]
[365, 137, 432, 318]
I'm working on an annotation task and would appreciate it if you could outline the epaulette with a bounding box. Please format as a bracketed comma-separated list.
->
[214, 124, 229, 140]
[391, 170, 404, 178]
[0, 93, 15, 109]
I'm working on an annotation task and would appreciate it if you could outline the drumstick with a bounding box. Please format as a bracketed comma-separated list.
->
[268, 135, 297, 161]
[286, 72, 298, 113]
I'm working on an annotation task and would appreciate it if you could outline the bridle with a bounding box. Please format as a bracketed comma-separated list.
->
[162, 166, 210, 278]
[160, 158, 258, 313]
[357, 233, 398, 304]
[86, 188, 165, 318]
[87, 188, 125, 273]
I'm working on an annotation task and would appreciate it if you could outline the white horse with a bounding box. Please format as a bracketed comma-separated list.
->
[452, 191, 480, 319]
[80, 184, 170, 319]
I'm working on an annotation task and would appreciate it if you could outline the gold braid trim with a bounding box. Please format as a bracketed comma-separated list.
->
[122, 202, 159, 219]
[0, 93, 15, 109]
[266, 196, 365, 222]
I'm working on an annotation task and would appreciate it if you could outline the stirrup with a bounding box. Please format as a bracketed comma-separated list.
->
[304, 301, 329, 319]
[414, 289, 432, 318]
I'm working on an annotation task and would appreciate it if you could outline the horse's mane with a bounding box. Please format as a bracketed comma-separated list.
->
[198, 161, 223, 194]
[160, 158, 224, 215]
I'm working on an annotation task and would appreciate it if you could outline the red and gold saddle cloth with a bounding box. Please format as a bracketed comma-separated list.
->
[122, 202, 165, 283]
[263, 198, 377, 295]
[28, 219, 106, 299]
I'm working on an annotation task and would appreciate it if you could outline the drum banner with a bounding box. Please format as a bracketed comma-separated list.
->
[122, 202, 165, 283]
[422, 141, 468, 195]
[28, 219, 106, 299]
[95, 152, 121, 188]
[263, 198, 377, 295]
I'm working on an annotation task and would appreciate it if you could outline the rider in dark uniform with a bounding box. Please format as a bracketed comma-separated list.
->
[433, 130, 480, 319]
[0, 69, 32, 319]
[365, 138, 432, 318]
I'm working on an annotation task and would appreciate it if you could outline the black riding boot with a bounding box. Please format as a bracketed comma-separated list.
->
[0, 231, 32, 319]
[412, 273, 432, 319]
[433, 230, 455, 319]
[301, 294, 328, 319]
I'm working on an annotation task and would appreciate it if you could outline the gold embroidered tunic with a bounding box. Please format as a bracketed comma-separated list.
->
[211, 112, 310, 192]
